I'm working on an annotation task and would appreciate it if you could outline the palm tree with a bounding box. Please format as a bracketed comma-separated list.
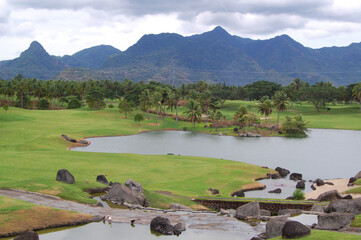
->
[151, 91, 162, 125]
[134, 113, 144, 132]
[272, 91, 289, 128]
[183, 99, 202, 128]
[352, 83, 361, 112]
[139, 89, 152, 119]
[234, 104, 248, 129]
[167, 89, 182, 122]
[199, 90, 212, 126]
[258, 99, 272, 125]
[13, 74, 27, 108]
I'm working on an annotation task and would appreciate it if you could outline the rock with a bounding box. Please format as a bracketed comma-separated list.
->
[286, 196, 294, 200]
[268, 188, 282, 194]
[282, 221, 311, 239]
[324, 182, 334, 185]
[182, 127, 187, 131]
[235, 201, 260, 220]
[101, 182, 148, 207]
[311, 223, 317, 228]
[296, 180, 305, 189]
[61, 134, 77, 143]
[268, 173, 281, 179]
[166, 153, 174, 155]
[311, 185, 316, 190]
[310, 204, 324, 213]
[347, 183, 354, 187]
[355, 171, 361, 179]
[219, 208, 229, 216]
[343, 195, 353, 200]
[231, 190, 245, 197]
[316, 212, 355, 230]
[77, 139, 88, 145]
[209, 188, 219, 195]
[314, 178, 325, 186]
[96, 202, 104, 207]
[278, 209, 302, 216]
[96, 175, 108, 185]
[173, 222, 186, 235]
[251, 237, 263, 240]
[90, 215, 104, 222]
[56, 169, 75, 184]
[125, 179, 143, 194]
[349, 177, 357, 184]
[290, 173, 302, 181]
[227, 209, 236, 217]
[275, 167, 290, 178]
[14, 231, 39, 240]
[261, 209, 271, 216]
[316, 190, 342, 202]
[265, 217, 290, 239]
[150, 216, 174, 235]
[325, 198, 361, 214]
[169, 203, 191, 211]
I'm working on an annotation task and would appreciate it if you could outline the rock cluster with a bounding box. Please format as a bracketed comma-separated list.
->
[150, 216, 186, 235]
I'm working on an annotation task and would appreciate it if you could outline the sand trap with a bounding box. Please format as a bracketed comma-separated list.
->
[305, 178, 360, 200]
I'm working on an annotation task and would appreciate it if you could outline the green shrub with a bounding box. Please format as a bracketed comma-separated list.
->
[282, 114, 309, 136]
[108, 104, 114, 108]
[293, 189, 305, 200]
[15, 96, 31, 109]
[37, 99, 49, 110]
[68, 97, 81, 109]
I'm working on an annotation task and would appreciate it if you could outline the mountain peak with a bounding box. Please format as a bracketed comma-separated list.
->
[210, 26, 230, 36]
[20, 41, 49, 58]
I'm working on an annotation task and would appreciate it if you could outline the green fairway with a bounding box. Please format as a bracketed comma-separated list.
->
[0, 107, 270, 205]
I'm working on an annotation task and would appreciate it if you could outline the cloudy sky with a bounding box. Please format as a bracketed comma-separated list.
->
[1, 0, 361, 60]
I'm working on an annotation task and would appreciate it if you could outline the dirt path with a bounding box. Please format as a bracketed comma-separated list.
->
[0, 189, 263, 234]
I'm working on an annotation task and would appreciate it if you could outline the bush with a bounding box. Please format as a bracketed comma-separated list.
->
[37, 99, 49, 110]
[282, 114, 309, 136]
[68, 97, 81, 109]
[293, 189, 305, 200]
[108, 104, 114, 108]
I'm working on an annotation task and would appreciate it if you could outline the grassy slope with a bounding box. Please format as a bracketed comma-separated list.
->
[0, 107, 269, 205]
[270, 230, 361, 240]
[0, 195, 91, 236]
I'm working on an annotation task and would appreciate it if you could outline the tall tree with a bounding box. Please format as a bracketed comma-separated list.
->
[139, 89, 152, 119]
[151, 91, 162, 125]
[272, 91, 289, 128]
[86, 86, 105, 110]
[258, 99, 273, 124]
[352, 83, 361, 112]
[118, 98, 133, 119]
[183, 99, 202, 128]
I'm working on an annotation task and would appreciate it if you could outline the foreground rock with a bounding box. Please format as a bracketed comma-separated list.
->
[282, 221, 311, 239]
[150, 216, 186, 235]
[96, 175, 108, 185]
[101, 182, 148, 207]
[235, 201, 260, 220]
[169, 203, 191, 211]
[265, 217, 290, 239]
[275, 167, 290, 178]
[290, 173, 302, 181]
[125, 179, 143, 194]
[14, 231, 39, 240]
[56, 169, 75, 184]
[316, 190, 342, 202]
[325, 198, 361, 214]
[316, 212, 355, 230]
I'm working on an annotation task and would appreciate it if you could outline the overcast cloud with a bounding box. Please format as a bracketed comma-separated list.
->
[1, 0, 361, 60]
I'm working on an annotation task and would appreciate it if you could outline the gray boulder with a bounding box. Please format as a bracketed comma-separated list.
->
[173, 222, 186, 235]
[278, 209, 302, 216]
[14, 231, 39, 240]
[275, 167, 290, 177]
[310, 204, 324, 213]
[325, 198, 361, 214]
[260, 209, 271, 216]
[125, 179, 143, 194]
[150, 216, 174, 235]
[169, 203, 191, 211]
[101, 182, 148, 207]
[316, 212, 355, 230]
[268, 188, 282, 194]
[290, 173, 302, 181]
[296, 181, 305, 189]
[282, 221, 311, 239]
[349, 177, 357, 184]
[314, 178, 325, 186]
[316, 190, 342, 202]
[265, 217, 290, 239]
[56, 169, 75, 184]
[96, 175, 108, 185]
[61, 134, 77, 143]
[235, 201, 260, 220]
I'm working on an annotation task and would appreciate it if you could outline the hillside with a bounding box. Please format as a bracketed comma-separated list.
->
[1, 27, 361, 85]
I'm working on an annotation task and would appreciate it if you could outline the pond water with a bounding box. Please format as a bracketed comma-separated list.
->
[73, 129, 361, 180]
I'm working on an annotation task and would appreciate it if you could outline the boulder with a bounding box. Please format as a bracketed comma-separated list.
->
[355, 171, 361, 179]
[286, 196, 294, 200]
[61, 134, 77, 143]
[231, 190, 245, 197]
[265, 217, 290, 239]
[268, 188, 282, 194]
[343, 195, 353, 200]
[173, 222, 186, 235]
[77, 139, 88, 145]
[268, 173, 281, 179]
[316, 190, 342, 202]
[348, 183, 354, 187]
[169, 203, 191, 211]
[251, 237, 263, 240]
[209, 188, 219, 195]
[275, 167, 290, 177]
[325, 198, 361, 214]
[218, 208, 230, 216]
[56, 169, 75, 184]
[260, 209, 271, 216]
[90, 215, 104, 222]
[96, 175, 108, 185]
[150, 216, 174, 235]
[324, 182, 334, 185]
[125, 179, 143, 194]
[290, 173, 302, 181]
[296, 181, 305, 189]
[314, 178, 325, 186]
[316, 212, 355, 230]
[14, 231, 39, 240]
[311, 185, 316, 191]
[235, 201, 260, 220]
[101, 183, 148, 207]
[278, 209, 302, 216]
[282, 221, 311, 239]
[349, 177, 357, 184]
[310, 204, 324, 213]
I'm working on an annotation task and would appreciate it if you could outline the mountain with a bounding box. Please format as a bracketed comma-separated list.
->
[1, 27, 361, 86]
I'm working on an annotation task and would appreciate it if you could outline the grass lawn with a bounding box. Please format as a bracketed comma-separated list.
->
[351, 215, 361, 228]
[346, 179, 361, 194]
[0, 195, 91, 237]
[270, 230, 361, 240]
